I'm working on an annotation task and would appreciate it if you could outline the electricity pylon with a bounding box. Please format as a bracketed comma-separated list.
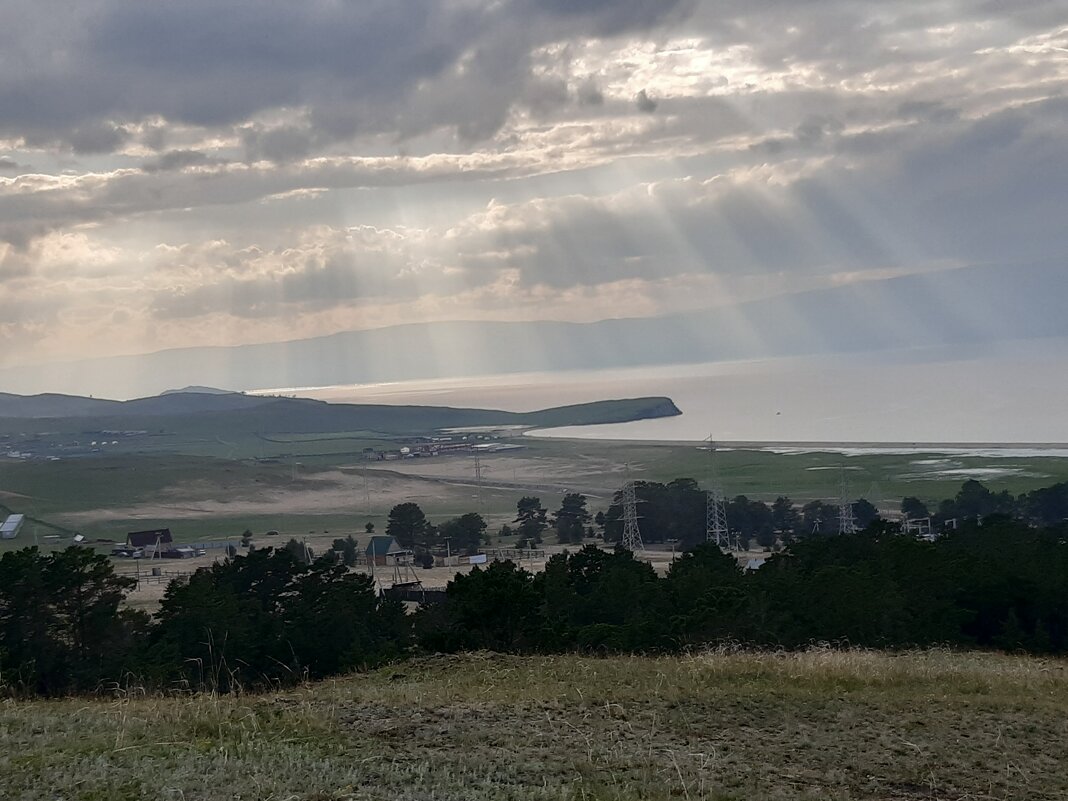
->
[705, 436, 729, 548]
[620, 469, 644, 552]
[837, 468, 856, 535]
[474, 455, 485, 509]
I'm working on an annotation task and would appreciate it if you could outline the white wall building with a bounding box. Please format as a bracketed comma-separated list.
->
[1, 514, 25, 539]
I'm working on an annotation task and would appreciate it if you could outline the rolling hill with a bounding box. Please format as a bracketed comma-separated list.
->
[0, 391, 681, 436]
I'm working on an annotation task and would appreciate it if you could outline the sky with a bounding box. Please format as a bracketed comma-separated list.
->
[1, 0, 1066, 370]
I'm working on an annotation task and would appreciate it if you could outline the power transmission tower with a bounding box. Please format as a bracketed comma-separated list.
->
[705, 436, 729, 548]
[837, 468, 856, 535]
[363, 471, 372, 515]
[474, 455, 485, 509]
[620, 476, 644, 553]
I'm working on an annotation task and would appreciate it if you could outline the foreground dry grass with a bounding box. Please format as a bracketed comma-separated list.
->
[2, 649, 1066, 800]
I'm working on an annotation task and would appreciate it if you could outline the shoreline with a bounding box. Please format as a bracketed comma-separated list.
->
[521, 431, 1068, 457]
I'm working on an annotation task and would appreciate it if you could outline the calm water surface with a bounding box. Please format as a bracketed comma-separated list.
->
[251, 346, 1068, 449]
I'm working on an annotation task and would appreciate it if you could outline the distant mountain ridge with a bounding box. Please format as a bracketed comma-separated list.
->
[0, 391, 275, 419]
[161, 386, 236, 396]
[0, 261, 1063, 398]
[0, 393, 123, 419]
[0, 391, 681, 434]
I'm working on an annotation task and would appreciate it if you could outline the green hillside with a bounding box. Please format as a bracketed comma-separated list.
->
[0, 394, 680, 437]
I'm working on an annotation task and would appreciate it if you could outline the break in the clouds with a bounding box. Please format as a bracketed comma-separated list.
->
[0, 0, 1066, 368]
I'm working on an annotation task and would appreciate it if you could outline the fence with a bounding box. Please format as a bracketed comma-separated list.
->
[118, 568, 197, 589]
[381, 586, 447, 604]
[480, 548, 547, 562]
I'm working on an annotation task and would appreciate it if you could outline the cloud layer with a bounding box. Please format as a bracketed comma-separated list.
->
[1, 0, 1066, 369]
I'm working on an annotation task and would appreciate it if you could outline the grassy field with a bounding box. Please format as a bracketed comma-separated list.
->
[520, 438, 1068, 502]
[2, 648, 1066, 800]
[4, 436, 1068, 549]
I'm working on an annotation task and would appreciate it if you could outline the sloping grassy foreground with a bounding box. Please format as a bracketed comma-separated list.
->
[2, 649, 1066, 800]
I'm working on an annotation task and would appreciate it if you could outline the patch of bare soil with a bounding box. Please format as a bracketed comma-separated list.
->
[380, 452, 625, 496]
[57, 469, 464, 524]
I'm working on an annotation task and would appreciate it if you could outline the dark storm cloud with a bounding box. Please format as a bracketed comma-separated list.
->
[896, 101, 961, 125]
[66, 122, 130, 155]
[519, 0, 695, 35]
[863, 96, 1068, 266]
[0, 157, 29, 174]
[141, 149, 221, 173]
[635, 90, 658, 113]
[468, 95, 1068, 289]
[575, 78, 605, 106]
[6, 1, 473, 133]
[0, 0, 691, 152]
[241, 125, 316, 164]
[0, 0, 1055, 159]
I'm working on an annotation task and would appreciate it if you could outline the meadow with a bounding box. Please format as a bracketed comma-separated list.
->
[2, 648, 1065, 800]
[4, 436, 1068, 546]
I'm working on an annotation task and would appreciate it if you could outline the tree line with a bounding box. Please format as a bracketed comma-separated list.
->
[419, 518, 1068, 656]
[0, 546, 406, 696]
[384, 495, 593, 554]
[595, 477, 1068, 549]
[2, 478, 1067, 697]
[384, 477, 1068, 553]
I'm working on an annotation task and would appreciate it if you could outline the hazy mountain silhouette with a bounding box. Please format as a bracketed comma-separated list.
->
[160, 386, 237, 395]
[0, 392, 680, 435]
[0, 391, 275, 419]
[1, 261, 1062, 398]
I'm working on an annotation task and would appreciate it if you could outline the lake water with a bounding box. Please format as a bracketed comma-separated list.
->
[251, 343, 1068, 451]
